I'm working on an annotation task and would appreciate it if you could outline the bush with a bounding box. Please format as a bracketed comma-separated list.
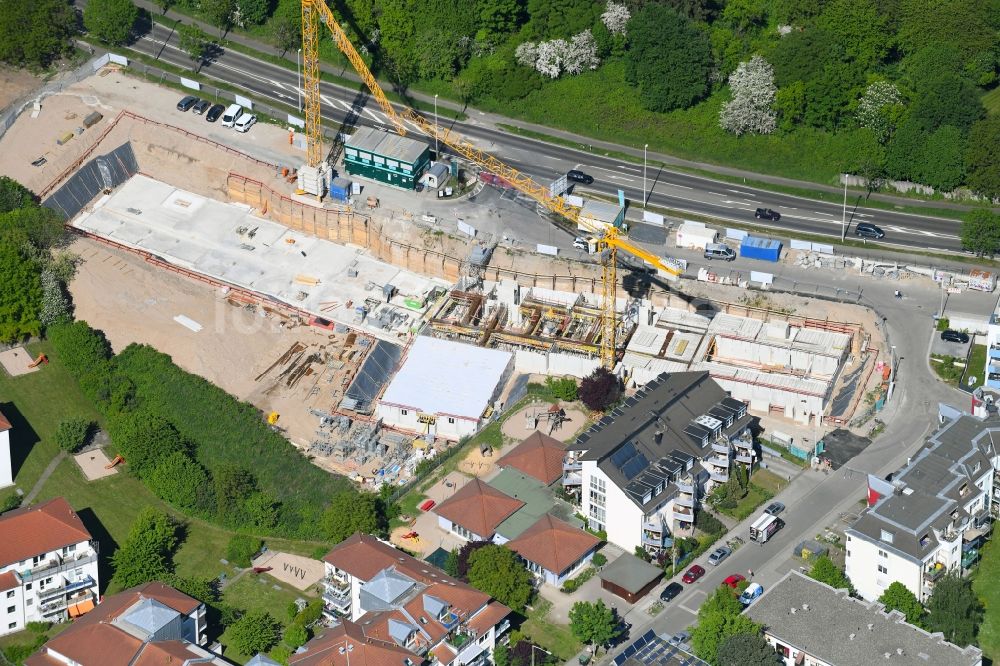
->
[579, 367, 622, 411]
[936, 317, 950, 331]
[592, 552, 607, 567]
[694, 509, 726, 537]
[545, 376, 579, 401]
[228, 610, 281, 655]
[562, 578, 580, 593]
[54, 418, 91, 453]
[226, 534, 263, 568]
[0, 492, 21, 513]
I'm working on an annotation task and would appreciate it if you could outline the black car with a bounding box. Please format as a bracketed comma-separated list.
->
[855, 222, 885, 239]
[177, 95, 199, 112]
[192, 99, 211, 115]
[660, 582, 683, 602]
[205, 104, 225, 122]
[567, 169, 594, 185]
[941, 329, 970, 344]
[755, 207, 780, 221]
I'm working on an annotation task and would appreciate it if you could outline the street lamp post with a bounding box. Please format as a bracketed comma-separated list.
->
[296, 48, 302, 112]
[530, 644, 552, 666]
[840, 179, 847, 241]
[434, 94, 439, 160]
[643, 143, 648, 208]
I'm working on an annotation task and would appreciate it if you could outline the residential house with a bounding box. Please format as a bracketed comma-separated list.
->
[745, 570, 983, 666]
[434, 479, 524, 543]
[506, 515, 599, 587]
[565, 372, 754, 554]
[321, 533, 511, 666]
[495, 431, 565, 486]
[25, 581, 223, 665]
[0, 497, 100, 635]
[289, 619, 422, 666]
[845, 413, 996, 602]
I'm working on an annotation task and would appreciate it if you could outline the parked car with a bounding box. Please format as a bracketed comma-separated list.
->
[754, 207, 781, 221]
[739, 583, 764, 606]
[205, 104, 225, 122]
[567, 169, 594, 185]
[573, 236, 594, 252]
[221, 103, 243, 127]
[854, 222, 885, 239]
[764, 501, 785, 516]
[707, 546, 732, 566]
[941, 329, 970, 344]
[667, 631, 690, 647]
[176, 95, 199, 112]
[681, 565, 705, 584]
[233, 113, 257, 133]
[192, 99, 211, 115]
[660, 582, 684, 602]
[723, 574, 746, 589]
[704, 243, 736, 261]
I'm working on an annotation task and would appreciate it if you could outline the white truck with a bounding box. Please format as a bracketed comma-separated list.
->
[749, 513, 783, 543]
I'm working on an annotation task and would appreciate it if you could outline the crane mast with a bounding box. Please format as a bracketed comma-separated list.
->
[299, 0, 683, 368]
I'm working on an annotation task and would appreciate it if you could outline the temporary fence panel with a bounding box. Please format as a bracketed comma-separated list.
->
[234, 95, 254, 109]
[180, 77, 200, 91]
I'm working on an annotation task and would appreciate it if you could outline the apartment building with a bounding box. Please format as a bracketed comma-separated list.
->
[321, 533, 511, 666]
[26, 581, 222, 666]
[565, 372, 753, 554]
[845, 413, 997, 602]
[745, 571, 983, 666]
[0, 498, 100, 635]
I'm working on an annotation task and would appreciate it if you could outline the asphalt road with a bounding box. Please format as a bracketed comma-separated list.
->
[128, 22, 965, 254]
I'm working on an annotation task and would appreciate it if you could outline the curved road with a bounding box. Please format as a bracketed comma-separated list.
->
[127, 22, 965, 254]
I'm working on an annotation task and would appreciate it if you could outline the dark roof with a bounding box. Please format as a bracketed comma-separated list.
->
[846, 414, 997, 560]
[568, 372, 749, 510]
[746, 571, 983, 666]
[599, 554, 663, 594]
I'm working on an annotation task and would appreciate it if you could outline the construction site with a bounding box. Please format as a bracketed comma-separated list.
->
[0, 1, 891, 486]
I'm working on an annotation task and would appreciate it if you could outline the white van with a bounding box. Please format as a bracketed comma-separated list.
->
[221, 104, 243, 128]
[704, 243, 736, 261]
[739, 583, 763, 605]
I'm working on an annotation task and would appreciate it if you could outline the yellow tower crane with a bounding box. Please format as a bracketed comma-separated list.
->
[299, 0, 684, 367]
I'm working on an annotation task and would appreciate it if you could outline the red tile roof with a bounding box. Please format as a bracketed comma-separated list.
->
[0, 409, 10, 432]
[432, 644, 457, 665]
[432, 479, 524, 538]
[290, 619, 416, 666]
[132, 640, 203, 666]
[0, 571, 19, 592]
[496, 431, 566, 485]
[506, 515, 600, 576]
[466, 601, 511, 637]
[0, 497, 92, 568]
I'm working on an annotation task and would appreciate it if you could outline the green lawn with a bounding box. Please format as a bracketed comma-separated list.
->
[930, 354, 966, 385]
[719, 483, 774, 521]
[519, 599, 583, 661]
[964, 344, 987, 390]
[751, 469, 789, 495]
[973, 535, 1000, 660]
[219, 574, 310, 663]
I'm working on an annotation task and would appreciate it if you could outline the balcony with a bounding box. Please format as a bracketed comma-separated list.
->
[706, 456, 730, 470]
[735, 452, 754, 464]
[496, 619, 510, 636]
[38, 575, 96, 600]
[675, 492, 695, 508]
[924, 563, 946, 583]
[562, 471, 582, 487]
[673, 506, 694, 523]
[21, 551, 98, 582]
[322, 591, 352, 612]
[40, 590, 91, 616]
[709, 469, 729, 483]
[676, 479, 694, 494]
[563, 460, 582, 473]
[440, 611, 461, 630]
[642, 530, 668, 548]
[711, 441, 730, 455]
[989, 346, 1000, 360]
[324, 575, 351, 593]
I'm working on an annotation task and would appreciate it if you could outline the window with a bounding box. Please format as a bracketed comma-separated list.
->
[401, 409, 408, 416]
[345, 148, 357, 157]
[878, 550, 888, 559]
[4, 592, 12, 599]
[24, 584, 31, 591]
[880, 530, 894, 544]
[25, 599, 31, 607]
[373, 156, 385, 165]
[75, 569, 83, 578]
[453, 524, 472, 540]
[6, 606, 14, 614]
[7, 623, 14, 629]
[387, 160, 399, 169]
[448, 417, 455, 424]
[878, 565, 888, 574]
[67, 544, 76, 553]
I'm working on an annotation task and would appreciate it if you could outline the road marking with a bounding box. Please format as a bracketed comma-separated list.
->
[364, 108, 383, 122]
[319, 94, 337, 107]
[667, 183, 693, 190]
[813, 211, 835, 216]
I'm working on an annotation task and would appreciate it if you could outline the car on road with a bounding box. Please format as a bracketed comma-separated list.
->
[206, 104, 225, 122]
[667, 631, 690, 647]
[233, 113, 257, 133]
[754, 207, 781, 221]
[764, 501, 785, 516]
[941, 329, 970, 344]
[707, 546, 732, 566]
[660, 582, 684, 602]
[723, 574, 746, 589]
[854, 222, 885, 239]
[176, 95, 199, 112]
[681, 565, 705, 584]
[192, 99, 211, 115]
[567, 169, 594, 185]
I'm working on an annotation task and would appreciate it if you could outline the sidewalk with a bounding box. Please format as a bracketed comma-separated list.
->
[125, 0, 980, 213]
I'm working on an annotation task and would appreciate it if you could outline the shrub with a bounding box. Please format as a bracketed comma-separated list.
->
[0, 492, 21, 513]
[226, 534, 263, 568]
[545, 376, 579, 401]
[694, 509, 726, 537]
[579, 367, 622, 411]
[54, 418, 92, 453]
[592, 552, 607, 567]
[228, 610, 281, 656]
[562, 578, 580, 593]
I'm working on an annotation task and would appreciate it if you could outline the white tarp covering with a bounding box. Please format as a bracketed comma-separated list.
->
[676, 222, 717, 250]
[537, 244, 559, 256]
[180, 78, 200, 91]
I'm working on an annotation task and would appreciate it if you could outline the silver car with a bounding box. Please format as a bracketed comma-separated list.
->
[707, 546, 732, 566]
[668, 631, 690, 647]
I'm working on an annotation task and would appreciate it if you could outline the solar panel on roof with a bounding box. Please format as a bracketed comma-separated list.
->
[684, 423, 711, 441]
[622, 454, 649, 480]
[611, 441, 638, 468]
[633, 636, 648, 649]
[614, 655, 627, 666]
[623, 645, 637, 658]
[694, 414, 723, 430]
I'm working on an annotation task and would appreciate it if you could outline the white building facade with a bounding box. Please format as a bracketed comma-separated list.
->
[0, 409, 12, 488]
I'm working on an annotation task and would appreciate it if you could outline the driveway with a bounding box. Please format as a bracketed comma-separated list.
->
[930, 334, 971, 358]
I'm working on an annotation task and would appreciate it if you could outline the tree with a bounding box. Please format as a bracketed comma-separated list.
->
[477, 0, 522, 42]
[54, 418, 92, 453]
[878, 582, 925, 627]
[0, 0, 78, 68]
[177, 23, 212, 72]
[234, 0, 272, 27]
[625, 5, 712, 112]
[806, 555, 852, 591]
[201, 0, 236, 36]
[884, 115, 926, 182]
[245, 491, 280, 530]
[719, 55, 777, 136]
[269, 0, 300, 55]
[965, 116, 1000, 200]
[111, 507, 179, 588]
[215, 466, 257, 527]
[960, 209, 1000, 257]
[918, 125, 966, 192]
[228, 610, 281, 655]
[855, 81, 904, 144]
[926, 573, 982, 646]
[562, 30, 599, 75]
[148, 452, 213, 511]
[165, 575, 219, 604]
[39, 268, 72, 327]
[716, 632, 776, 666]
[691, 586, 763, 663]
[83, 0, 139, 46]
[493, 644, 510, 666]
[814, 0, 889, 69]
[0, 177, 36, 213]
[320, 491, 381, 542]
[578, 367, 621, 411]
[600, 2, 629, 36]
[720, 0, 768, 36]
[569, 600, 621, 647]
[455, 540, 492, 580]
[535, 39, 568, 78]
[283, 622, 308, 649]
[466, 545, 534, 611]
[108, 409, 187, 479]
[0, 241, 42, 342]
[544, 376, 578, 401]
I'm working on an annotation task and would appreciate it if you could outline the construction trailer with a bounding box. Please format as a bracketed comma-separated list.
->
[675, 221, 718, 251]
[343, 126, 430, 190]
[740, 236, 782, 262]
